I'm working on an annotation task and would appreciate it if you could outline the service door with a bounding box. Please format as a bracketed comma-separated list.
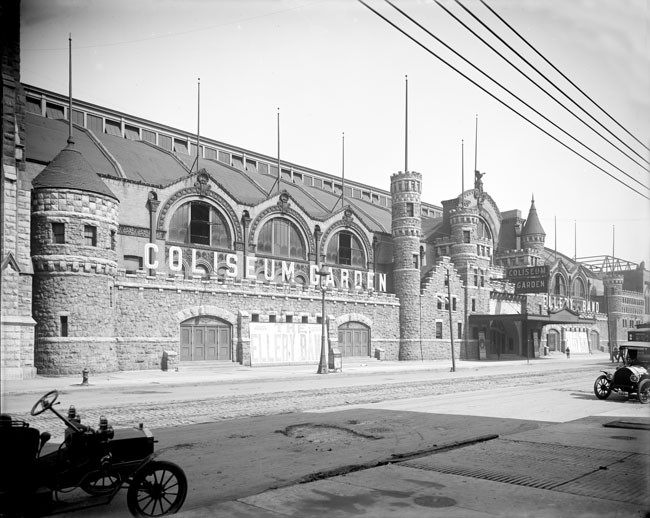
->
[180, 316, 231, 361]
[338, 322, 370, 357]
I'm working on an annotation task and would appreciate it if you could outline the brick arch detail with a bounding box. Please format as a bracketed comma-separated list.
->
[248, 205, 315, 258]
[157, 187, 243, 244]
[333, 313, 373, 329]
[176, 305, 237, 326]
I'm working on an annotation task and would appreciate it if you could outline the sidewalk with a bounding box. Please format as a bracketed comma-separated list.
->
[2, 351, 610, 397]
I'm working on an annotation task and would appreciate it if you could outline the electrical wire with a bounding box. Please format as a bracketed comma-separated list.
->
[446, 0, 649, 171]
[356, 0, 649, 201]
[383, 0, 649, 193]
[479, 0, 650, 155]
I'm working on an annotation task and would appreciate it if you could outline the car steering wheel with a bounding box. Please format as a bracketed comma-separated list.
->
[31, 390, 59, 416]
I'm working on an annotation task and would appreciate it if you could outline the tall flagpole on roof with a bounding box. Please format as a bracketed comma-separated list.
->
[277, 107, 281, 194]
[341, 132, 345, 207]
[404, 74, 408, 173]
[196, 77, 200, 173]
[474, 114, 478, 173]
[68, 33, 73, 144]
[461, 139, 465, 195]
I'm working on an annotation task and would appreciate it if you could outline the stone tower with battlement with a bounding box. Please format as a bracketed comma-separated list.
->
[603, 273, 624, 350]
[391, 171, 422, 360]
[31, 140, 120, 374]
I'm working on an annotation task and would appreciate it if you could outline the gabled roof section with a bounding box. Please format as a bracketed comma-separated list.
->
[522, 195, 545, 236]
[32, 138, 118, 200]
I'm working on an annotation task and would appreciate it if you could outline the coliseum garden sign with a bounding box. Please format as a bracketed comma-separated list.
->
[143, 243, 387, 292]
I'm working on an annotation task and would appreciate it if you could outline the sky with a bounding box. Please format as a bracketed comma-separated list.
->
[19, 0, 650, 267]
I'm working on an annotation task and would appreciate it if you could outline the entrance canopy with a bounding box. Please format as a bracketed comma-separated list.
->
[469, 308, 596, 327]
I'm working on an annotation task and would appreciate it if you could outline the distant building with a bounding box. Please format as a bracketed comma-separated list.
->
[2, 1, 648, 378]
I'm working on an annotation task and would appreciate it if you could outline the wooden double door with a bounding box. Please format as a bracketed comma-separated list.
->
[180, 316, 231, 361]
[338, 322, 370, 357]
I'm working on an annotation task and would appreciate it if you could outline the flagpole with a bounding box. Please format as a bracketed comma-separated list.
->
[277, 107, 281, 194]
[461, 139, 464, 196]
[341, 132, 345, 208]
[68, 34, 73, 142]
[474, 114, 478, 172]
[196, 77, 200, 173]
[404, 74, 408, 173]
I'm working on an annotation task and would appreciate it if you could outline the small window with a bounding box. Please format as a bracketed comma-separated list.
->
[71, 109, 84, 126]
[174, 139, 188, 154]
[84, 225, 97, 246]
[46, 102, 64, 119]
[406, 203, 414, 217]
[444, 298, 450, 311]
[463, 230, 470, 243]
[317, 316, 322, 324]
[413, 254, 419, 269]
[124, 255, 143, 274]
[124, 124, 140, 140]
[26, 96, 41, 115]
[110, 230, 116, 250]
[251, 314, 259, 322]
[480, 275, 485, 287]
[142, 129, 156, 144]
[159, 134, 172, 150]
[204, 147, 218, 160]
[105, 119, 121, 137]
[269, 315, 276, 323]
[437, 297, 442, 310]
[286, 315, 293, 323]
[86, 114, 102, 133]
[452, 297, 457, 311]
[109, 286, 113, 308]
[60, 316, 68, 337]
[435, 322, 443, 339]
[218, 150, 231, 164]
[472, 327, 479, 339]
[472, 299, 476, 312]
[52, 222, 65, 244]
[457, 322, 462, 338]
[302, 315, 309, 323]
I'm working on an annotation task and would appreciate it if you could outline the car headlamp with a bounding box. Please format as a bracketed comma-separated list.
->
[606, 373, 613, 381]
[630, 374, 639, 383]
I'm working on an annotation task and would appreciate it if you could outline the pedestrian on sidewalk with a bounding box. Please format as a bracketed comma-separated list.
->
[613, 346, 620, 364]
[565, 347, 570, 359]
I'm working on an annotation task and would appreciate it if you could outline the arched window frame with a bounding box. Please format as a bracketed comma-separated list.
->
[553, 273, 567, 296]
[255, 216, 307, 260]
[572, 277, 586, 298]
[167, 199, 232, 249]
[325, 229, 366, 268]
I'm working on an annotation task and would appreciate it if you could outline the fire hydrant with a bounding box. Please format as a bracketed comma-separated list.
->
[81, 367, 89, 385]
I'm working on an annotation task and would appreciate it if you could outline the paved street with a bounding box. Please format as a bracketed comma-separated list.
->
[2, 353, 648, 517]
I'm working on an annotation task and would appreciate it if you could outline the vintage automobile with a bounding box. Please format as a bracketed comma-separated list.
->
[0, 390, 187, 517]
[594, 341, 650, 404]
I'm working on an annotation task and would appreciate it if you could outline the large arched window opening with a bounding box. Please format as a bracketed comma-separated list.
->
[168, 201, 230, 248]
[478, 218, 492, 240]
[572, 277, 586, 298]
[257, 217, 306, 260]
[326, 230, 365, 267]
[553, 274, 567, 296]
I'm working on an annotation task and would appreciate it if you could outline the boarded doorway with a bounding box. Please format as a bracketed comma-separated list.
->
[338, 322, 370, 357]
[180, 316, 231, 361]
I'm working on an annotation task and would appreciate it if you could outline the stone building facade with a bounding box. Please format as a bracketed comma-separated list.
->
[1, 0, 648, 379]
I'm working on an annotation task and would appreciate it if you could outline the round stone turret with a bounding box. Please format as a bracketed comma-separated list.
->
[521, 195, 545, 252]
[31, 139, 120, 374]
[390, 171, 422, 360]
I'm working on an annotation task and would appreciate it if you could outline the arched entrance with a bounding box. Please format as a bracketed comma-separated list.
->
[338, 322, 370, 357]
[547, 329, 560, 352]
[180, 316, 231, 361]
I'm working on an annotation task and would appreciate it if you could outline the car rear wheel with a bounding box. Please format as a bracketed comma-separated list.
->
[637, 379, 650, 404]
[594, 375, 611, 400]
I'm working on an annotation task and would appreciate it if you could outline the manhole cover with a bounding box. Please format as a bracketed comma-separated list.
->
[282, 423, 380, 443]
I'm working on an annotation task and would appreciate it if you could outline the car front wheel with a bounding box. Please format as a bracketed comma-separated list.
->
[594, 375, 611, 400]
[637, 379, 650, 404]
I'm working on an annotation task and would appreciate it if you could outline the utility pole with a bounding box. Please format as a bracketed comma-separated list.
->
[447, 269, 456, 372]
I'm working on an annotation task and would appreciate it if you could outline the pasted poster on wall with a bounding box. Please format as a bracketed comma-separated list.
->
[249, 323, 322, 364]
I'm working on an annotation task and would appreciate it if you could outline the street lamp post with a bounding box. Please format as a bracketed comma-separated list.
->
[317, 266, 331, 374]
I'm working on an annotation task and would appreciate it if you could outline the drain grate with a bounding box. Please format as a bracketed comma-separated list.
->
[401, 439, 649, 506]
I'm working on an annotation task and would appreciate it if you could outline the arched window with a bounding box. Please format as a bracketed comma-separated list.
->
[326, 230, 365, 267]
[572, 277, 586, 298]
[168, 201, 230, 248]
[478, 219, 492, 240]
[553, 274, 567, 296]
[257, 217, 306, 259]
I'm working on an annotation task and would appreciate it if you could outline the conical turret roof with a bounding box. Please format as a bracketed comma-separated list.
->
[522, 195, 545, 236]
[32, 138, 118, 200]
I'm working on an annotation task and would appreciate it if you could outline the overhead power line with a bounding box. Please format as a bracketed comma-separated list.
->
[356, 0, 650, 201]
[479, 0, 650, 155]
[447, 0, 649, 171]
[382, 0, 649, 195]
